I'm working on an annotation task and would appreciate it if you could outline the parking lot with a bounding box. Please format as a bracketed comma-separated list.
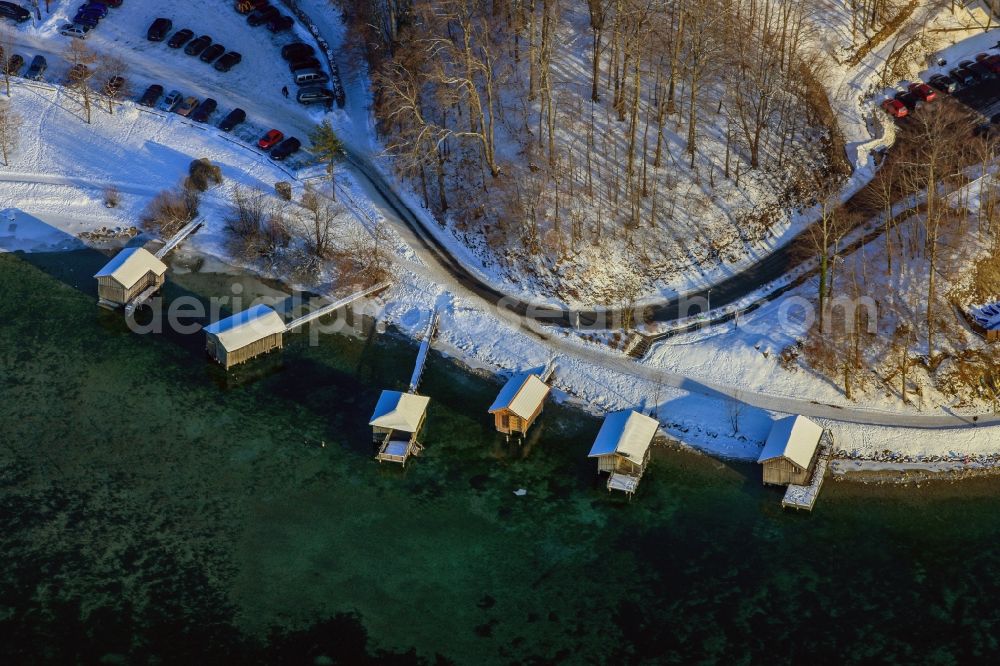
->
[952, 75, 1000, 120]
[3, 1, 338, 172]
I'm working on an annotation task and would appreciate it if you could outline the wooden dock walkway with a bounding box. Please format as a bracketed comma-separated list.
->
[781, 432, 834, 512]
[408, 310, 439, 393]
[123, 283, 161, 318]
[154, 217, 204, 260]
[284, 281, 390, 332]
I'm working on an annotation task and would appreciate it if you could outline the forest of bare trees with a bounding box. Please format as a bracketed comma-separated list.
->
[345, 0, 843, 300]
[798, 100, 1000, 406]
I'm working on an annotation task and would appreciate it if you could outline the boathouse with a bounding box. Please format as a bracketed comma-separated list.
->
[488, 371, 551, 437]
[369, 390, 430, 465]
[93, 247, 167, 308]
[203, 304, 286, 370]
[970, 302, 1000, 342]
[757, 414, 824, 486]
[588, 410, 659, 497]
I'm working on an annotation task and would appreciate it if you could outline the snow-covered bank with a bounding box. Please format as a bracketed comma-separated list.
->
[4, 7, 1000, 468]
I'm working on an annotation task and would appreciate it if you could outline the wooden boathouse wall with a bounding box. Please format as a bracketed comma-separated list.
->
[761, 446, 820, 486]
[96, 272, 165, 306]
[493, 399, 545, 436]
[206, 332, 284, 370]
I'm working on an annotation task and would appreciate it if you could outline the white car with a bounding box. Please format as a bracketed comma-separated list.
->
[159, 90, 183, 112]
[58, 23, 91, 39]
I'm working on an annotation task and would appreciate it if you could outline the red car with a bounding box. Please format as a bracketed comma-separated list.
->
[882, 98, 908, 118]
[984, 54, 1000, 74]
[258, 129, 284, 149]
[908, 82, 936, 102]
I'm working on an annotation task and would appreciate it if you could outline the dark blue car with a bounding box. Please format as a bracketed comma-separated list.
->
[73, 12, 101, 28]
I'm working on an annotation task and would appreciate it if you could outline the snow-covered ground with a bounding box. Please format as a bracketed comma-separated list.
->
[4, 0, 1000, 466]
[337, 0, 998, 311]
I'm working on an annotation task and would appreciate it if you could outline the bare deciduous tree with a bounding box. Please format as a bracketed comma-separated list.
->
[95, 52, 129, 115]
[63, 40, 98, 124]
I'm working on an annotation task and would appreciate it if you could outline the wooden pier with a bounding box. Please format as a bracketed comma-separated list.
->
[370, 310, 438, 466]
[154, 217, 204, 260]
[781, 432, 834, 512]
[407, 311, 439, 393]
[284, 281, 390, 332]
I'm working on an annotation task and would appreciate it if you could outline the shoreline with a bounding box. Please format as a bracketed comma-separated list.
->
[8, 234, 1000, 479]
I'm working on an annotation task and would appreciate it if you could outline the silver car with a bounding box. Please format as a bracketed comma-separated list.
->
[58, 23, 91, 39]
[159, 90, 183, 112]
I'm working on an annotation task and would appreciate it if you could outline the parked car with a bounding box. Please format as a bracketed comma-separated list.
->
[270, 137, 301, 161]
[949, 67, 975, 86]
[218, 107, 246, 132]
[213, 51, 241, 72]
[296, 86, 334, 105]
[881, 98, 908, 119]
[235, 0, 268, 14]
[929, 74, 958, 93]
[258, 129, 284, 150]
[267, 15, 293, 33]
[281, 42, 314, 61]
[907, 82, 936, 103]
[191, 98, 217, 122]
[66, 63, 89, 84]
[984, 54, 1000, 74]
[175, 96, 199, 116]
[293, 68, 328, 86]
[72, 12, 101, 28]
[968, 60, 996, 80]
[159, 89, 183, 112]
[147, 18, 172, 41]
[248, 6, 279, 27]
[0, 1, 30, 23]
[184, 34, 212, 57]
[138, 83, 163, 107]
[289, 57, 320, 73]
[893, 91, 919, 111]
[199, 43, 225, 63]
[76, 2, 108, 19]
[167, 28, 194, 49]
[59, 23, 92, 39]
[5, 54, 23, 76]
[24, 55, 46, 80]
[105, 75, 124, 96]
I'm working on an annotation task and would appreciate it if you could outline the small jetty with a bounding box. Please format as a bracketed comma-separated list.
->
[488, 360, 554, 441]
[284, 281, 390, 331]
[94, 217, 203, 314]
[587, 409, 659, 498]
[369, 310, 438, 466]
[781, 436, 833, 512]
[154, 217, 204, 260]
[203, 283, 390, 370]
[756, 414, 832, 512]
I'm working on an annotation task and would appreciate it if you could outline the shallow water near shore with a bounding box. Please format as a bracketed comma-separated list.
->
[3, 249, 1000, 663]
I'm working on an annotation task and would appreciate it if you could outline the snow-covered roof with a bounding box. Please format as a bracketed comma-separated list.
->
[488, 372, 550, 419]
[588, 410, 659, 461]
[757, 415, 823, 468]
[971, 303, 1000, 332]
[370, 390, 430, 432]
[203, 304, 286, 352]
[93, 247, 167, 289]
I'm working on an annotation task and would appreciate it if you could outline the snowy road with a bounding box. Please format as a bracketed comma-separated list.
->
[5, 2, 999, 433]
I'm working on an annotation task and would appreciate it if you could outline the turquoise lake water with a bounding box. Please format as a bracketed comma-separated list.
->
[2, 248, 1000, 664]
